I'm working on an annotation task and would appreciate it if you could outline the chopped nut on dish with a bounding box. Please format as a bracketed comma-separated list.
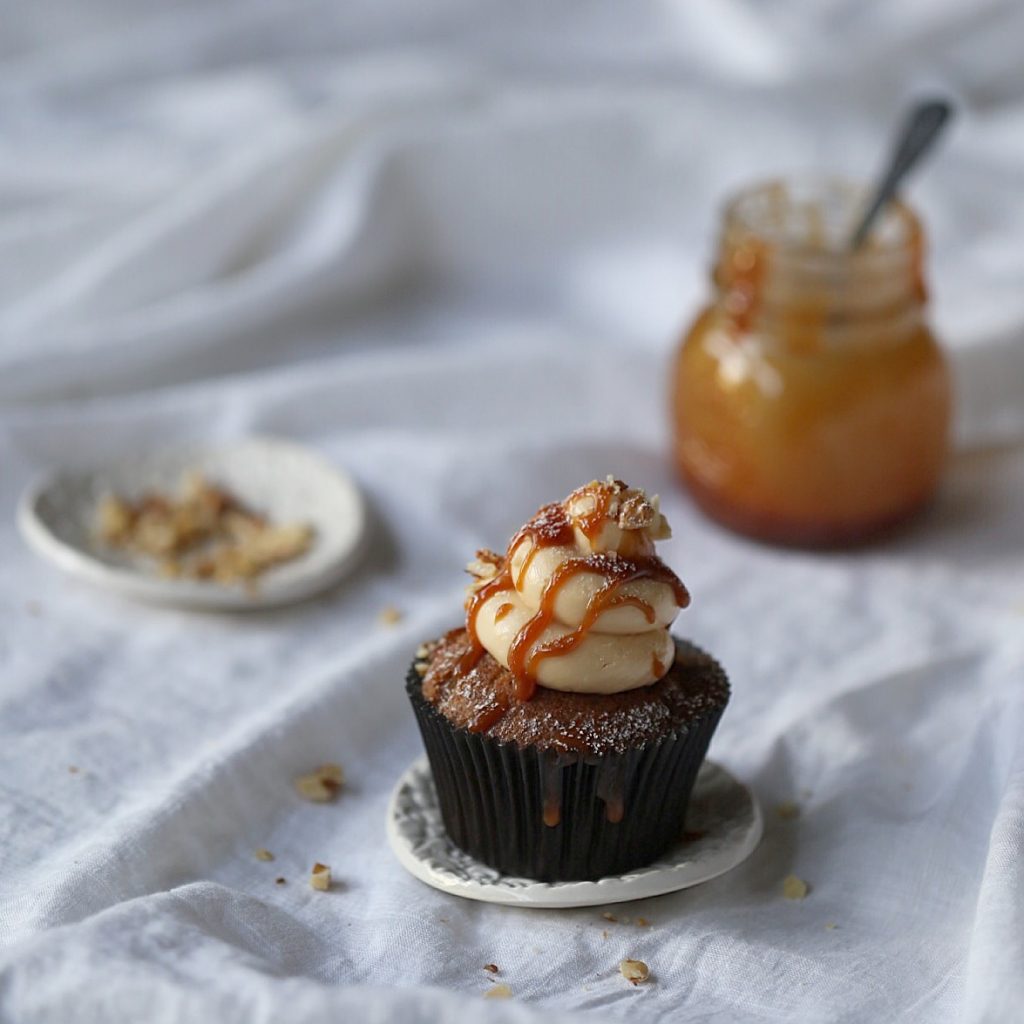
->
[294, 762, 345, 802]
[310, 862, 331, 891]
[95, 475, 313, 587]
[483, 984, 512, 1000]
[378, 606, 403, 626]
[620, 959, 650, 985]
[776, 801, 801, 820]
[254, 848, 275, 862]
[783, 875, 809, 900]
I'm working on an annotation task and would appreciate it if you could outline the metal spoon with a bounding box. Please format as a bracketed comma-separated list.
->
[849, 98, 953, 249]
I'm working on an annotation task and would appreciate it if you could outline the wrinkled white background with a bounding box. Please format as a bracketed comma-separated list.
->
[1, 2, 1022, 1021]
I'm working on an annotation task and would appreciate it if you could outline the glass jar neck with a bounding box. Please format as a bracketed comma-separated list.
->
[711, 179, 927, 348]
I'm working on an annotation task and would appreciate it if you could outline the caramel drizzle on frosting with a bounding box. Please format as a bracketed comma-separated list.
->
[465, 495, 689, 702]
[494, 602, 515, 622]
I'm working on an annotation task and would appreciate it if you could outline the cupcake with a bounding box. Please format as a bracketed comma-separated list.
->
[407, 478, 729, 882]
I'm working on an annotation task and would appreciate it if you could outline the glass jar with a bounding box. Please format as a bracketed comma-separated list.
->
[671, 178, 951, 547]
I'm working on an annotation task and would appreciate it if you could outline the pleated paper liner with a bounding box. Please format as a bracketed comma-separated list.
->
[406, 662, 726, 883]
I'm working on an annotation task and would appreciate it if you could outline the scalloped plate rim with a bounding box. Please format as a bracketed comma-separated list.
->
[387, 755, 762, 908]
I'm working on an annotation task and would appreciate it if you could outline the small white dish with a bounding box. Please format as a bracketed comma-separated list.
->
[18, 437, 367, 611]
[387, 755, 762, 908]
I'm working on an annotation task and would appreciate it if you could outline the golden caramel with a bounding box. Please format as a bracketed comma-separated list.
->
[671, 180, 951, 546]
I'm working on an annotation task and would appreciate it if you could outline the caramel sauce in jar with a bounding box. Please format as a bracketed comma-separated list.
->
[672, 179, 951, 547]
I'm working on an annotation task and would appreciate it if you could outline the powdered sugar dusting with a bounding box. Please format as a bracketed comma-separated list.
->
[418, 629, 729, 756]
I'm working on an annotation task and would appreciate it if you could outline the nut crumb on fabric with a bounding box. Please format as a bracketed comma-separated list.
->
[484, 984, 512, 1000]
[483, 964, 499, 974]
[776, 800, 801, 820]
[825, 921, 838, 930]
[601, 930, 609, 940]
[275, 877, 287, 885]
[620, 959, 650, 985]
[601, 911, 617, 922]
[68, 765, 79, 774]
[783, 875, 809, 900]
[378, 606, 403, 625]
[255, 848, 274, 862]
[294, 763, 344, 802]
[635, 917, 650, 927]
[310, 863, 331, 891]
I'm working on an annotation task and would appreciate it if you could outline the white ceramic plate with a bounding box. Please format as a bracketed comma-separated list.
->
[18, 437, 367, 610]
[387, 755, 762, 908]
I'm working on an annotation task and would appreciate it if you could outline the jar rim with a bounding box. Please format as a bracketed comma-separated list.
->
[721, 176, 922, 263]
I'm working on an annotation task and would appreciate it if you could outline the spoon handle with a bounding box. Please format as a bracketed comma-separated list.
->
[850, 98, 953, 249]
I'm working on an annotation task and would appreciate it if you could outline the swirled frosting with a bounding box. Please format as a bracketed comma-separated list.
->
[463, 478, 690, 697]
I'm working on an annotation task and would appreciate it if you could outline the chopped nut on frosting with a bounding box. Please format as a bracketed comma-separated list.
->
[617, 492, 657, 530]
[466, 549, 503, 589]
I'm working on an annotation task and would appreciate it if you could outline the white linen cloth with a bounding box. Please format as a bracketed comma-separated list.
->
[1, 2, 1023, 1021]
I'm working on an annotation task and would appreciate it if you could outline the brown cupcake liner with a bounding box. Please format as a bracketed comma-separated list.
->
[406, 665, 725, 882]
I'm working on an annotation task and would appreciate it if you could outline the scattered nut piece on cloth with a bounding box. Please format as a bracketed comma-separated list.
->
[483, 984, 512, 1000]
[620, 959, 650, 985]
[783, 875, 809, 900]
[254, 848, 274, 862]
[310, 863, 331, 891]
[294, 763, 344, 802]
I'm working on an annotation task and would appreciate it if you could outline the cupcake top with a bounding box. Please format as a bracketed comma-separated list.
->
[463, 478, 690, 698]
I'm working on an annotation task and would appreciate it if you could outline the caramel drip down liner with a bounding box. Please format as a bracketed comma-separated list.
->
[406, 667, 725, 883]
